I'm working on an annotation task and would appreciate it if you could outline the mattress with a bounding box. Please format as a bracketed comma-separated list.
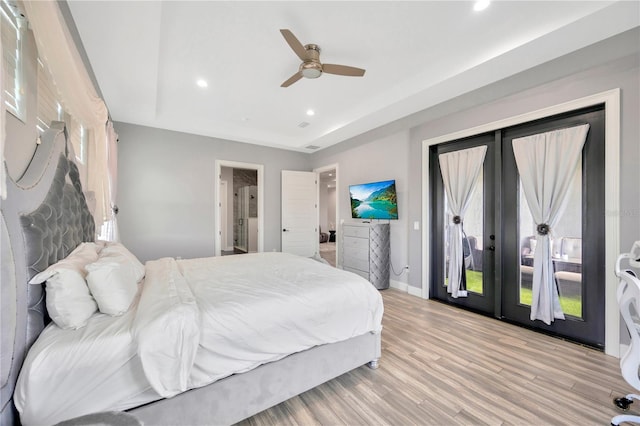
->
[15, 252, 384, 425]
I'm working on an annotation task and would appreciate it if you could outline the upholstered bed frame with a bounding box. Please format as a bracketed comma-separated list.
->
[0, 124, 381, 425]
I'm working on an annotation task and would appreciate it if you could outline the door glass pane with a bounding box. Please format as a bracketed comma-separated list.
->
[465, 168, 484, 294]
[443, 167, 484, 294]
[518, 158, 583, 318]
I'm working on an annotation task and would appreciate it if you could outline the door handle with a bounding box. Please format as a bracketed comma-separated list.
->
[282, 228, 288, 232]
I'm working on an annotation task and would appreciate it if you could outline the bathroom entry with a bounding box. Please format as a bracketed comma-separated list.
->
[220, 166, 259, 255]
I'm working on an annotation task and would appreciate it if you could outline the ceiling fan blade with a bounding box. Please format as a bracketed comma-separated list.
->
[280, 29, 307, 61]
[281, 71, 303, 88]
[322, 64, 366, 77]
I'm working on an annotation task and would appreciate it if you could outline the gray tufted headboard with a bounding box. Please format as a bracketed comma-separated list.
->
[1, 123, 95, 425]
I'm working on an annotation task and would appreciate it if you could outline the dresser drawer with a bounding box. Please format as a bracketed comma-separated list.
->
[343, 226, 370, 239]
[343, 255, 369, 272]
[344, 246, 369, 262]
[343, 236, 369, 251]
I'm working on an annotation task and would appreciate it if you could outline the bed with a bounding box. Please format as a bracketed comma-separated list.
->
[0, 124, 383, 426]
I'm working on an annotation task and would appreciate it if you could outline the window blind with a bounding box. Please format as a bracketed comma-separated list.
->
[37, 59, 61, 132]
[38, 59, 87, 164]
[64, 113, 86, 164]
[1, 0, 25, 119]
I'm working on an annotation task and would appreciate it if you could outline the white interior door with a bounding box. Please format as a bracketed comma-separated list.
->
[282, 170, 318, 257]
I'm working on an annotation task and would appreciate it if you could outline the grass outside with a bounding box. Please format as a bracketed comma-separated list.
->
[465, 270, 582, 318]
[519, 287, 582, 319]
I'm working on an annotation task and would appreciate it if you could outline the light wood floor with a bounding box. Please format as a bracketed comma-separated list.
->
[319, 242, 336, 267]
[238, 289, 635, 425]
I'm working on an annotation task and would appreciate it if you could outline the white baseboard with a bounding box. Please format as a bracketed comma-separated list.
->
[389, 280, 423, 298]
[407, 285, 422, 298]
[389, 279, 408, 292]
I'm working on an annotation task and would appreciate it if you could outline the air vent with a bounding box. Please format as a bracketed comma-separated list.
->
[298, 121, 310, 128]
[305, 145, 321, 150]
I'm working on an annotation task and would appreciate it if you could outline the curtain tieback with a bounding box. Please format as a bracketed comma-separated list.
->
[452, 215, 461, 224]
[537, 223, 550, 236]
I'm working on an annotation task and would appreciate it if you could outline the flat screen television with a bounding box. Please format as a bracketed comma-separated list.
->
[349, 179, 398, 220]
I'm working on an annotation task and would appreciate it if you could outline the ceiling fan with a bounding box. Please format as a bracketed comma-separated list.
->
[279, 29, 366, 87]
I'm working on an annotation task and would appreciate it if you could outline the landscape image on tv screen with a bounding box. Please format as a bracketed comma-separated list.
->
[349, 179, 398, 220]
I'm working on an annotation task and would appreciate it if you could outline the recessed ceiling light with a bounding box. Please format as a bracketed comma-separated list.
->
[196, 79, 208, 88]
[474, 0, 490, 11]
[306, 109, 315, 116]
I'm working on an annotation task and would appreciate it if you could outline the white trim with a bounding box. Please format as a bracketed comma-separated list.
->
[407, 285, 423, 298]
[314, 163, 340, 267]
[421, 88, 620, 357]
[390, 279, 423, 298]
[214, 160, 264, 257]
[220, 180, 228, 251]
[390, 279, 408, 292]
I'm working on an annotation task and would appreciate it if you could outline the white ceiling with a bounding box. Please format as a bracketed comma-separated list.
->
[67, 1, 638, 153]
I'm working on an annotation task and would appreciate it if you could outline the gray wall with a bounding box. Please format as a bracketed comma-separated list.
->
[311, 28, 640, 290]
[312, 131, 411, 285]
[115, 122, 310, 262]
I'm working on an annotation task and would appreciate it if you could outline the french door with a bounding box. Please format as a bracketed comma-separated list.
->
[430, 105, 605, 348]
[431, 132, 496, 315]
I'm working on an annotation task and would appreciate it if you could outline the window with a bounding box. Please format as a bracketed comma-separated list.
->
[1, 0, 26, 120]
[37, 59, 62, 132]
[64, 113, 86, 164]
[37, 59, 87, 164]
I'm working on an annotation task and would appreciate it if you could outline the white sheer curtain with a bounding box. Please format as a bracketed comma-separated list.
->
[439, 145, 487, 298]
[513, 124, 590, 324]
[22, 1, 110, 227]
[99, 121, 119, 241]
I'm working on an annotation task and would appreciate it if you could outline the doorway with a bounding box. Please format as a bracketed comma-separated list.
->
[317, 168, 337, 267]
[430, 105, 605, 348]
[214, 160, 264, 257]
[221, 167, 258, 255]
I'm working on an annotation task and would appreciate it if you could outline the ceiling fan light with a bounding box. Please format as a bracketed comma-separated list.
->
[301, 68, 322, 79]
[474, 0, 490, 11]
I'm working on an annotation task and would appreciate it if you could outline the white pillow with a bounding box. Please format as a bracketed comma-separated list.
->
[29, 243, 101, 329]
[86, 256, 140, 316]
[100, 243, 145, 283]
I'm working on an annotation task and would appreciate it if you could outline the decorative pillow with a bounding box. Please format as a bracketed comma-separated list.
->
[86, 256, 140, 316]
[28, 243, 101, 329]
[99, 243, 145, 283]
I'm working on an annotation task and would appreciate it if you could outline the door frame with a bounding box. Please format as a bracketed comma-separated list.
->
[421, 88, 620, 357]
[214, 160, 264, 257]
[220, 180, 228, 251]
[314, 163, 340, 267]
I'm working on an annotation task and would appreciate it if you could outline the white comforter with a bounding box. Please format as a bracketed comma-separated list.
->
[15, 252, 384, 425]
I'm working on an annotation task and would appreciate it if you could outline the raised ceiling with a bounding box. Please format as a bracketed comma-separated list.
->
[66, 1, 638, 152]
